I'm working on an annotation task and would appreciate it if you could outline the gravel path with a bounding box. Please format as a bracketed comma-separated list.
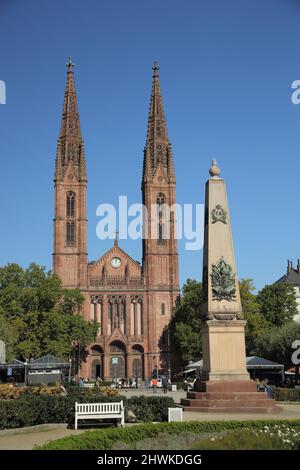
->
[0, 402, 299, 450]
[0, 426, 85, 450]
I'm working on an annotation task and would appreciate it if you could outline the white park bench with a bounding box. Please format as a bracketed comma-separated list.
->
[75, 401, 125, 429]
[82, 382, 94, 388]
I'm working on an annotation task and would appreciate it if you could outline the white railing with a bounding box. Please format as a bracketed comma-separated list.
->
[75, 401, 124, 429]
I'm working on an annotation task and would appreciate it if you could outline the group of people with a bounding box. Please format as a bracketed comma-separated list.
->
[256, 378, 272, 398]
[117, 377, 139, 388]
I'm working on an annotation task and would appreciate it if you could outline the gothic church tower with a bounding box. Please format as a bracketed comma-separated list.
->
[142, 63, 180, 368]
[52, 60, 180, 380]
[53, 59, 88, 288]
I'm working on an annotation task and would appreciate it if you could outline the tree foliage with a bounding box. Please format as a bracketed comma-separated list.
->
[239, 279, 269, 354]
[0, 315, 18, 361]
[257, 283, 298, 327]
[0, 263, 97, 362]
[170, 279, 203, 364]
[170, 277, 300, 367]
[255, 321, 300, 367]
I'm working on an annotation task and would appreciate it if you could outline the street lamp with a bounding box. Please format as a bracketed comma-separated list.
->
[77, 343, 81, 382]
[167, 328, 171, 383]
[24, 359, 29, 386]
[68, 357, 72, 383]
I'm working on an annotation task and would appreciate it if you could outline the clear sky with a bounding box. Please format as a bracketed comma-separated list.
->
[0, 0, 300, 291]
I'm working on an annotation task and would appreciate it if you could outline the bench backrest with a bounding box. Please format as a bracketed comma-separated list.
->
[75, 401, 123, 415]
[83, 383, 94, 388]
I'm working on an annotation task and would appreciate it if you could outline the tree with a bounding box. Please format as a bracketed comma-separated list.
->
[170, 279, 203, 364]
[0, 263, 97, 362]
[255, 321, 300, 367]
[171, 278, 271, 365]
[0, 263, 61, 319]
[239, 279, 269, 354]
[0, 315, 18, 361]
[257, 283, 298, 327]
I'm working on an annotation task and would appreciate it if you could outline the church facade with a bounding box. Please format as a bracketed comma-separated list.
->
[53, 60, 180, 380]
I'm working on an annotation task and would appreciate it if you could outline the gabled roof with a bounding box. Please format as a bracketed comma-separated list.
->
[274, 269, 300, 286]
[89, 243, 142, 272]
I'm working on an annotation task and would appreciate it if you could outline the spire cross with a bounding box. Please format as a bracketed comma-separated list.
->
[66, 56, 75, 71]
[114, 230, 119, 246]
[152, 61, 159, 75]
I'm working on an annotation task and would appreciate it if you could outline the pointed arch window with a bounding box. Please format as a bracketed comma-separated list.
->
[156, 192, 167, 245]
[66, 221, 75, 246]
[156, 193, 166, 214]
[122, 302, 126, 334]
[108, 302, 113, 335]
[66, 191, 76, 218]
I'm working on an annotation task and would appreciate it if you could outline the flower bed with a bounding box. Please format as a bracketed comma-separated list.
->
[36, 419, 300, 450]
[0, 383, 62, 399]
[191, 424, 300, 450]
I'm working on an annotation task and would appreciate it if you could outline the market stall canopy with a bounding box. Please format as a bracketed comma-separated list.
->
[246, 356, 283, 370]
[185, 356, 283, 371]
[29, 355, 69, 370]
[0, 359, 25, 370]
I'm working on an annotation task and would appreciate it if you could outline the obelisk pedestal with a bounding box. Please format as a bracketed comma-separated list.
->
[181, 161, 280, 413]
[201, 320, 250, 382]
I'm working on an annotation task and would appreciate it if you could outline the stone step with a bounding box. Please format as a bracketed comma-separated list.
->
[181, 398, 273, 408]
[183, 406, 280, 414]
[186, 392, 267, 400]
[196, 381, 257, 393]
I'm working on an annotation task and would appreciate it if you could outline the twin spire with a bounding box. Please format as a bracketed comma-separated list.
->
[55, 57, 86, 181]
[55, 59, 175, 184]
[143, 62, 175, 184]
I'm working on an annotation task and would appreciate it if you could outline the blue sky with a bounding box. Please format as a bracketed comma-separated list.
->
[0, 0, 300, 291]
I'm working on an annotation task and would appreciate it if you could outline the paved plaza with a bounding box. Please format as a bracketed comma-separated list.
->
[0, 399, 300, 450]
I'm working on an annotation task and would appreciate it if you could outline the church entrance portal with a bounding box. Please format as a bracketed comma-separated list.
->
[90, 345, 104, 380]
[132, 345, 144, 379]
[109, 341, 126, 379]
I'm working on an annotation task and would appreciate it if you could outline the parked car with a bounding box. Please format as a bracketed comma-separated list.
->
[150, 378, 163, 388]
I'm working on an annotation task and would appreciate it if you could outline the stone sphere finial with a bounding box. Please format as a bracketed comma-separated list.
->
[209, 159, 221, 178]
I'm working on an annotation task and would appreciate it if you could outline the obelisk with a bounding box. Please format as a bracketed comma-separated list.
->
[201, 159, 249, 381]
[181, 160, 279, 412]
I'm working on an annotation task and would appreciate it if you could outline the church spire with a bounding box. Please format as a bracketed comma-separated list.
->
[142, 62, 175, 183]
[53, 58, 88, 288]
[55, 57, 86, 181]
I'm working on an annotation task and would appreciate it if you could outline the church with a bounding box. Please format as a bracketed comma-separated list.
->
[52, 60, 180, 381]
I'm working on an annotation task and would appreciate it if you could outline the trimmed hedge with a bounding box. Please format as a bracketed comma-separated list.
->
[271, 387, 300, 402]
[37, 419, 300, 450]
[0, 384, 63, 399]
[0, 395, 175, 430]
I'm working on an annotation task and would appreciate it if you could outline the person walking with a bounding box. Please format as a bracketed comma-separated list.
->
[59, 381, 68, 396]
[162, 375, 168, 394]
[257, 379, 265, 393]
[263, 378, 272, 399]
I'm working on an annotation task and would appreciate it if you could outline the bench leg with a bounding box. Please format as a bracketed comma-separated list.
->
[75, 416, 78, 430]
[121, 413, 125, 428]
